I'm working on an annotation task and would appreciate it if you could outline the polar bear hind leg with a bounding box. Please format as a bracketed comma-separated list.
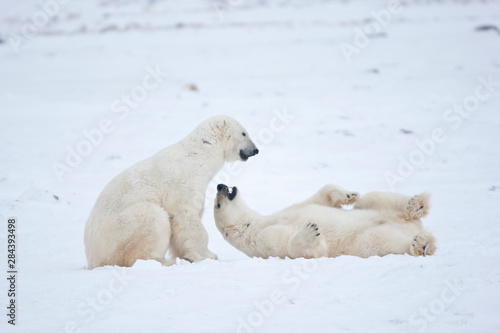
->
[406, 193, 431, 220]
[355, 192, 430, 220]
[112, 203, 172, 267]
[287, 222, 328, 259]
[410, 231, 436, 257]
[349, 223, 434, 258]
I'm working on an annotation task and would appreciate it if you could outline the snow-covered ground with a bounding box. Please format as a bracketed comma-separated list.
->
[1, 0, 500, 332]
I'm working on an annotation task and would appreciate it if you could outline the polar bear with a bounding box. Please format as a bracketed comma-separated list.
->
[214, 184, 436, 259]
[84, 116, 259, 269]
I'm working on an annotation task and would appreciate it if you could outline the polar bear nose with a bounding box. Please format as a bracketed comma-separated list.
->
[239, 147, 259, 161]
[217, 184, 238, 200]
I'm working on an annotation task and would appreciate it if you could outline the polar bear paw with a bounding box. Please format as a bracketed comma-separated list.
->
[290, 222, 321, 248]
[288, 222, 327, 258]
[320, 184, 359, 207]
[183, 250, 218, 263]
[406, 193, 430, 220]
[302, 223, 321, 244]
[410, 232, 436, 257]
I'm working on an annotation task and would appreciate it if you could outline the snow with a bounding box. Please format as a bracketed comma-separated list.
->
[1, 0, 500, 332]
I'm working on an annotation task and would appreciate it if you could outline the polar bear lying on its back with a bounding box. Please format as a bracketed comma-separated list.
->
[84, 116, 259, 269]
[214, 184, 436, 259]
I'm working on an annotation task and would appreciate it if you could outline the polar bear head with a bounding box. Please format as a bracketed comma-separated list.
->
[214, 184, 251, 231]
[214, 184, 258, 257]
[201, 116, 259, 162]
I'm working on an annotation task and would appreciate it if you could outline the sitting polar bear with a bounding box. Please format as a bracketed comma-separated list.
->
[214, 184, 436, 259]
[84, 116, 259, 269]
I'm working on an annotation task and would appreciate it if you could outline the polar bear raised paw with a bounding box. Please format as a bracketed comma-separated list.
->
[287, 222, 327, 258]
[319, 184, 359, 207]
[303, 222, 321, 242]
[410, 232, 436, 257]
[406, 193, 430, 220]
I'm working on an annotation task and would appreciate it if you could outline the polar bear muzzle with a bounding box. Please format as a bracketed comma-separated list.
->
[239, 147, 259, 161]
[217, 184, 238, 201]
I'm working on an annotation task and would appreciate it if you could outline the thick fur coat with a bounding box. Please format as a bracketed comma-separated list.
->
[214, 184, 436, 259]
[84, 116, 258, 269]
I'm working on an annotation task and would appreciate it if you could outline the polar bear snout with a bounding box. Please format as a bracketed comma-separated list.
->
[239, 145, 259, 161]
[217, 184, 227, 192]
[217, 184, 238, 201]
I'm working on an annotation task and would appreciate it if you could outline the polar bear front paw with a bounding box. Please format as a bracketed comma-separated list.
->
[288, 222, 327, 258]
[410, 232, 436, 257]
[290, 222, 321, 248]
[303, 223, 321, 244]
[183, 250, 218, 263]
[345, 192, 359, 203]
[319, 184, 359, 207]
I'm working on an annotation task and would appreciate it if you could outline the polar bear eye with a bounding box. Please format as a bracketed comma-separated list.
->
[217, 203, 221, 209]
[242, 132, 246, 137]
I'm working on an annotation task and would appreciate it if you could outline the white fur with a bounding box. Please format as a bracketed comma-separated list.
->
[214, 184, 436, 259]
[84, 116, 258, 269]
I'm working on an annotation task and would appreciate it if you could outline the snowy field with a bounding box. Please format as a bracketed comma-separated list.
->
[1, 0, 500, 332]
